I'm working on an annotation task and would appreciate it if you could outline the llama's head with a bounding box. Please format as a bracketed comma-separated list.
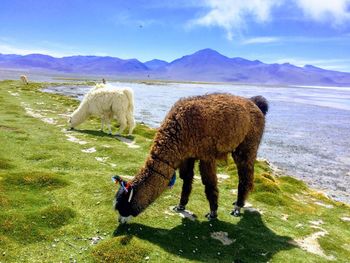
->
[68, 114, 79, 129]
[68, 112, 81, 129]
[68, 116, 74, 129]
[112, 176, 140, 224]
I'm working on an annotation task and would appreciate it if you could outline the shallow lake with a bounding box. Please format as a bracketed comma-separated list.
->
[43, 82, 350, 203]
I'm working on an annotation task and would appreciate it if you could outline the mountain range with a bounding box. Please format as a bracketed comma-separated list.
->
[1, 48, 350, 86]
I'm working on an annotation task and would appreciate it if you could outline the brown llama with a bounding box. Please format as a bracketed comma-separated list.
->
[114, 93, 268, 223]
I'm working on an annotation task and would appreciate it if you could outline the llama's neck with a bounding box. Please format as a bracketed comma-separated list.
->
[71, 102, 89, 127]
[130, 157, 176, 214]
[130, 123, 188, 214]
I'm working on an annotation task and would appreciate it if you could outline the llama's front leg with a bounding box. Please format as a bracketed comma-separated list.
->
[126, 113, 135, 135]
[232, 148, 255, 217]
[199, 160, 218, 220]
[116, 115, 127, 135]
[173, 158, 195, 212]
[106, 118, 112, 135]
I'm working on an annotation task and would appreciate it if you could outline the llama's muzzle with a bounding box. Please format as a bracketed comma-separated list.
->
[118, 215, 133, 224]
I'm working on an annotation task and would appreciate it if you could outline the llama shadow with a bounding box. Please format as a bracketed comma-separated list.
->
[113, 211, 296, 263]
[74, 129, 135, 140]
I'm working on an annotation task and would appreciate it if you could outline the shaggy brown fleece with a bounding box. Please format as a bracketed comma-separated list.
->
[115, 93, 268, 219]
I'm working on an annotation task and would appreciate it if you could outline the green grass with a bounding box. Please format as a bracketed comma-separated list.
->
[0, 80, 350, 262]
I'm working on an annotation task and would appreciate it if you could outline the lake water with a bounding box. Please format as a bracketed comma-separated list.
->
[43, 82, 350, 203]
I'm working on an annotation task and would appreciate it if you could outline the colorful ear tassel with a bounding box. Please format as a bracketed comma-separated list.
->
[112, 175, 129, 192]
[168, 172, 176, 188]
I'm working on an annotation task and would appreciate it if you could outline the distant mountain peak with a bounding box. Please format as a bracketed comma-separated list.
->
[144, 59, 169, 70]
[193, 48, 225, 57]
[1, 50, 350, 86]
[304, 64, 322, 70]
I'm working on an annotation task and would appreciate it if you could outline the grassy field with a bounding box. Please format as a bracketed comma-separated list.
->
[0, 80, 350, 263]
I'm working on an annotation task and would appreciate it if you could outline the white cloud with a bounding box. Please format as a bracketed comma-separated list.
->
[190, 0, 282, 40]
[242, 36, 281, 44]
[295, 0, 350, 25]
[0, 43, 69, 57]
[0, 41, 108, 58]
[190, 0, 350, 40]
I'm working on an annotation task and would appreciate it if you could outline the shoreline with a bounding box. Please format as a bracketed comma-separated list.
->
[41, 82, 350, 205]
[257, 157, 350, 204]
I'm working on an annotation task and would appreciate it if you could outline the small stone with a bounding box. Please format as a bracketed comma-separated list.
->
[195, 236, 198, 239]
[341, 217, 350, 222]
[281, 214, 289, 221]
[145, 256, 150, 260]
[96, 202, 100, 205]
[193, 250, 196, 253]
[217, 252, 221, 255]
[179, 249, 183, 253]
[42, 216, 46, 219]
[3, 251, 6, 256]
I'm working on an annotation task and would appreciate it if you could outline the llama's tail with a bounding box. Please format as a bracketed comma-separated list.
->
[250, 95, 268, 115]
[122, 88, 134, 113]
[122, 88, 136, 133]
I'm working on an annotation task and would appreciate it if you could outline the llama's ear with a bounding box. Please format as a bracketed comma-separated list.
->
[112, 175, 130, 193]
[112, 175, 119, 184]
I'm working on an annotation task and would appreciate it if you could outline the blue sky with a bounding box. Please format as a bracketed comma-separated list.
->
[1, 0, 350, 71]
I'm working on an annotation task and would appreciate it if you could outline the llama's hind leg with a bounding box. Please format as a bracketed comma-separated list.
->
[231, 144, 257, 217]
[199, 160, 218, 220]
[101, 113, 112, 134]
[173, 158, 195, 212]
[100, 118, 104, 132]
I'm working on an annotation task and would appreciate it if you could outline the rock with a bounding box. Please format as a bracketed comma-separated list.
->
[81, 147, 96, 153]
[211, 231, 234, 245]
[341, 217, 350, 222]
[90, 236, 103, 245]
[170, 206, 197, 221]
[281, 214, 289, 221]
[294, 229, 335, 260]
[309, 220, 324, 226]
[95, 157, 109, 162]
[314, 201, 334, 209]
